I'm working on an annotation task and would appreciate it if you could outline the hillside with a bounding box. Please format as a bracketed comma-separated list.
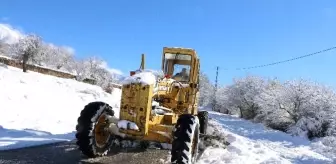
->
[0, 64, 121, 150]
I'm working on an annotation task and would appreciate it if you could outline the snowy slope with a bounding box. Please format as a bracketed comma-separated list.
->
[0, 64, 121, 150]
[197, 110, 333, 164]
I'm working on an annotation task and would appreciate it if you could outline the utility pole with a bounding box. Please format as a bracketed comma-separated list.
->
[212, 66, 219, 111]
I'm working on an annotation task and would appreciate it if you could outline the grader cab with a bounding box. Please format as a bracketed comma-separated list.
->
[75, 47, 209, 164]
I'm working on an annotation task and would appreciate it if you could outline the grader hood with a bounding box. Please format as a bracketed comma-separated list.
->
[119, 82, 153, 136]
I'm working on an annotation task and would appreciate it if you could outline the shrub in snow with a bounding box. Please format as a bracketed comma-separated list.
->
[283, 79, 336, 139]
[103, 83, 115, 94]
[214, 76, 336, 140]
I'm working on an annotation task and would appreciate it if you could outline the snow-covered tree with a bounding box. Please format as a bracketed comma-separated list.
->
[72, 59, 89, 80]
[70, 56, 118, 90]
[39, 44, 74, 71]
[282, 79, 336, 139]
[198, 72, 215, 107]
[225, 75, 266, 119]
[215, 86, 230, 114]
[0, 41, 9, 55]
[9, 34, 43, 72]
[85, 56, 104, 78]
[254, 78, 294, 131]
[94, 67, 114, 88]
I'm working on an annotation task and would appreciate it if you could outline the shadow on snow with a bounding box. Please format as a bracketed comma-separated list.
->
[0, 125, 75, 151]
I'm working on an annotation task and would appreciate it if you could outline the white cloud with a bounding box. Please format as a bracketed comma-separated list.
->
[100, 61, 123, 75]
[0, 23, 23, 44]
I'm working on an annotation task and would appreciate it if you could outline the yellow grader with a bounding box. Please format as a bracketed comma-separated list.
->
[75, 47, 209, 164]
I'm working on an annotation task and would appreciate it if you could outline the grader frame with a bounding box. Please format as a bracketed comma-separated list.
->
[75, 47, 207, 164]
[117, 47, 200, 144]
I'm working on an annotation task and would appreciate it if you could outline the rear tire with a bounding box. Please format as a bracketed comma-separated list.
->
[75, 101, 115, 158]
[198, 111, 209, 134]
[171, 114, 200, 164]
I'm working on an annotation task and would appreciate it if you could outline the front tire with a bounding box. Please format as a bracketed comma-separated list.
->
[75, 101, 115, 158]
[171, 114, 200, 164]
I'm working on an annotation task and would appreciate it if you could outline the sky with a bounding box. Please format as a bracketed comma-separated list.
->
[1, 0, 336, 87]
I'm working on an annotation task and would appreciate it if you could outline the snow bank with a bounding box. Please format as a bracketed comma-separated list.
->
[0, 65, 121, 150]
[0, 126, 74, 151]
[311, 136, 336, 161]
[197, 111, 333, 164]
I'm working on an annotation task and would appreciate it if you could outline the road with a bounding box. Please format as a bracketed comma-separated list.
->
[0, 119, 228, 164]
[0, 140, 170, 164]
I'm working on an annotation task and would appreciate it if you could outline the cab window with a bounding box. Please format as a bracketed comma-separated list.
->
[163, 53, 191, 82]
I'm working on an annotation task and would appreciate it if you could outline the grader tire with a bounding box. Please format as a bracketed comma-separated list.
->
[198, 111, 209, 134]
[75, 101, 115, 158]
[171, 114, 200, 164]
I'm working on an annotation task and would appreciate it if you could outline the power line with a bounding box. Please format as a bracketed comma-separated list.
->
[219, 46, 336, 71]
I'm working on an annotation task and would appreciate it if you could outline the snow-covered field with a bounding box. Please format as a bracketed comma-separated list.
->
[0, 64, 121, 150]
[0, 64, 334, 163]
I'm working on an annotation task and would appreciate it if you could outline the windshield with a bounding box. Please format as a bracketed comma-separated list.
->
[163, 53, 192, 82]
[164, 53, 192, 60]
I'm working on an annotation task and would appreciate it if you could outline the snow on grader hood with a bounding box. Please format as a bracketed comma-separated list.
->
[75, 47, 210, 164]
